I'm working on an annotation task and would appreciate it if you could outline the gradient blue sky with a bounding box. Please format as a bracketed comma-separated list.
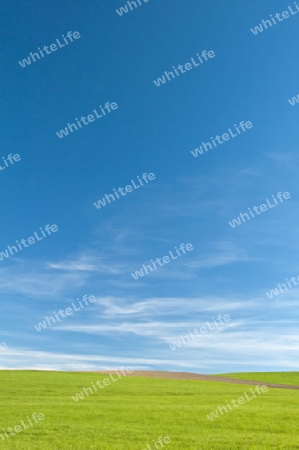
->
[1, 0, 299, 372]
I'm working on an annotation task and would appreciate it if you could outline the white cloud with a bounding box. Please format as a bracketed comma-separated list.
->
[46, 253, 124, 275]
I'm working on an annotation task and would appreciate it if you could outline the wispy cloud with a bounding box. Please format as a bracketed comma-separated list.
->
[0, 347, 198, 371]
[0, 261, 89, 298]
[46, 253, 124, 275]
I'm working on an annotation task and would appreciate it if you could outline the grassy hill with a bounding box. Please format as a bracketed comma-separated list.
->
[0, 371, 298, 449]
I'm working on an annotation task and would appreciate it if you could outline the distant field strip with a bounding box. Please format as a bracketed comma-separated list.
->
[97, 370, 299, 389]
[220, 372, 299, 386]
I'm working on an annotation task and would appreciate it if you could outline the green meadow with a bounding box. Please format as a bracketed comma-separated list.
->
[0, 371, 298, 449]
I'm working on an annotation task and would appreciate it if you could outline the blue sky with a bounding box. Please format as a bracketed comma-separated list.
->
[1, 0, 299, 373]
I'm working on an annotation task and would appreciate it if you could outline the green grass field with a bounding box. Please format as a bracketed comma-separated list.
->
[0, 371, 299, 449]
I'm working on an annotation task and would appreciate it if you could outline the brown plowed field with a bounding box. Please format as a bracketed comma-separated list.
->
[92, 370, 299, 390]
